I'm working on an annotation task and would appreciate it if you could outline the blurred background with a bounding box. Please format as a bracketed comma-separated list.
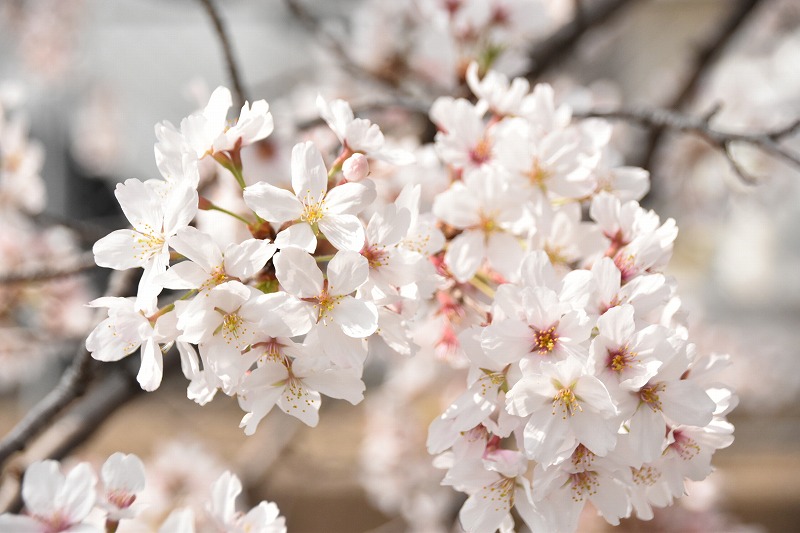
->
[1, 0, 800, 531]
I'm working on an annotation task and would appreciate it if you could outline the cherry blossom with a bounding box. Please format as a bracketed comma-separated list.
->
[244, 141, 375, 252]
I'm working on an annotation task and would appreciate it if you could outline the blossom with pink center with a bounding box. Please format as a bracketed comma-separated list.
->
[238, 350, 365, 433]
[273, 248, 378, 367]
[0, 460, 98, 533]
[100, 452, 146, 521]
[433, 168, 525, 282]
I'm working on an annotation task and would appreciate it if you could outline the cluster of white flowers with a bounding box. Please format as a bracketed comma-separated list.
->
[85, 61, 736, 531]
[0, 452, 286, 533]
[423, 67, 737, 532]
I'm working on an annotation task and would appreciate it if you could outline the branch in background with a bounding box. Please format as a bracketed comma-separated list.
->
[641, 0, 764, 170]
[0, 369, 142, 514]
[31, 213, 112, 246]
[0, 251, 97, 285]
[284, 0, 413, 96]
[0, 269, 137, 470]
[197, 0, 248, 107]
[524, 0, 636, 80]
[577, 106, 800, 184]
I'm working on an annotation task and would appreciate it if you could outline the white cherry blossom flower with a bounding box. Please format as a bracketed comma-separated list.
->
[162, 226, 276, 292]
[0, 460, 98, 533]
[243, 141, 375, 252]
[92, 178, 197, 307]
[506, 357, 618, 465]
[465, 61, 531, 117]
[433, 168, 525, 282]
[99, 452, 146, 521]
[85, 296, 177, 391]
[238, 350, 365, 433]
[316, 95, 414, 165]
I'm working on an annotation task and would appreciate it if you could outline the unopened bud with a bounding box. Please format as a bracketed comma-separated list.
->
[342, 153, 369, 182]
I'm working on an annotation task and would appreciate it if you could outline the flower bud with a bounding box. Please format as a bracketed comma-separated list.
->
[342, 153, 369, 182]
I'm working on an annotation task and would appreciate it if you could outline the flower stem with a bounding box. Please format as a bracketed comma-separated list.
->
[468, 275, 495, 298]
[209, 203, 252, 225]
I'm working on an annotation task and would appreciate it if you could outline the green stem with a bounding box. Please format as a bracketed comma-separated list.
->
[209, 204, 252, 225]
[468, 275, 495, 298]
[314, 254, 335, 263]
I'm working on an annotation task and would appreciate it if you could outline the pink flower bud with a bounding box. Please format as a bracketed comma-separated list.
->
[342, 153, 369, 182]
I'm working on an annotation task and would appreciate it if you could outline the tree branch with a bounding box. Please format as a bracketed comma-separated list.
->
[197, 0, 247, 107]
[284, 0, 412, 95]
[576, 106, 800, 184]
[641, 0, 764, 170]
[0, 269, 137, 470]
[524, 0, 636, 80]
[0, 251, 97, 285]
[0, 368, 142, 513]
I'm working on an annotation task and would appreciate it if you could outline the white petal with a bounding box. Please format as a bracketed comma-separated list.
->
[169, 226, 221, 272]
[318, 214, 365, 251]
[445, 230, 485, 282]
[93, 229, 149, 270]
[327, 251, 369, 295]
[243, 182, 303, 224]
[273, 248, 323, 298]
[114, 179, 162, 232]
[59, 463, 97, 523]
[162, 183, 198, 235]
[223, 238, 276, 279]
[137, 339, 164, 391]
[22, 461, 62, 517]
[274, 222, 317, 253]
[291, 141, 328, 203]
[330, 298, 378, 338]
[324, 181, 375, 215]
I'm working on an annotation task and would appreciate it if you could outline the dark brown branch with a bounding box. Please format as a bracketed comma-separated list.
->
[525, 0, 636, 80]
[31, 213, 111, 246]
[576, 107, 800, 184]
[0, 269, 137, 470]
[0, 251, 97, 285]
[0, 369, 142, 513]
[197, 0, 247, 108]
[641, 0, 764, 169]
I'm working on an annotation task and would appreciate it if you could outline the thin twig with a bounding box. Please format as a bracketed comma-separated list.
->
[641, 0, 764, 170]
[0, 269, 137, 470]
[524, 0, 636, 80]
[197, 0, 247, 107]
[31, 213, 111, 246]
[576, 106, 800, 184]
[284, 0, 413, 95]
[0, 251, 97, 285]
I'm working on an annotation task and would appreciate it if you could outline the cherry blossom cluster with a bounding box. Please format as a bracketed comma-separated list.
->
[0, 452, 286, 533]
[420, 66, 737, 531]
[85, 60, 737, 530]
[87, 86, 439, 435]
